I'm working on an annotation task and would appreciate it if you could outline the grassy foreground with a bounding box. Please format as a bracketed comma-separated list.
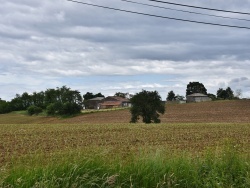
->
[1, 146, 250, 187]
[1, 123, 250, 187]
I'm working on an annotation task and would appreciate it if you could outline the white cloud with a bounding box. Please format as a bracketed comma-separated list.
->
[0, 0, 250, 100]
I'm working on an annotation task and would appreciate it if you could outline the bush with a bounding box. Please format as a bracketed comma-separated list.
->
[46, 103, 56, 116]
[27, 105, 43, 115]
[46, 102, 81, 116]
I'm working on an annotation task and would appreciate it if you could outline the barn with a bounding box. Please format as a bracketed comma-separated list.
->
[186, 93, 212, 103]
[100, 96, 131, 109]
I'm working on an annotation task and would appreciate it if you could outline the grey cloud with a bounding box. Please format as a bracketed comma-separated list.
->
[0, 0, 250, 100]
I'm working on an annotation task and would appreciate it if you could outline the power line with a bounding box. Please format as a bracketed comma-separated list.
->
[66, 0, 250, 30]
[121, 0, 250, 22]
[149, 0, 250, 15]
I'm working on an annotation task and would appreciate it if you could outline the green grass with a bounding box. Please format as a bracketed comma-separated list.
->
[1, 145, 250, 188]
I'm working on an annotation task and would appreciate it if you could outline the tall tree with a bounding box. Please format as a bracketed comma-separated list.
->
[167, 90, 176, 101]
[114, 92, 128, 98]
[83, 92, 94, 100]
[83, 92, 104, 100]
[130, 90, 165, 124]
[225, 87, 234, 99]
[0, 99, 11, 114]
[186, 82, 207, 96]
[217, 87, 234, 100]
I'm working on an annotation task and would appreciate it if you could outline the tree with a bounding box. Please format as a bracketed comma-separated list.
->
[27, 105, 43, 115]
[0, 99, 11, 114]
[83, 92, 104, 100]
[114, 92, 128, 98]
[235, 89, 242, 99]
[167, 90, 176, 101]
[130, 90, 165, 124]
[217, 87, 234, 100]
[225, 87, 234, 99]
[186, 82, 207, 96]
[207, 93, 216, 101]
[44, 86, 83, 116]
[94, 93, 105, 98]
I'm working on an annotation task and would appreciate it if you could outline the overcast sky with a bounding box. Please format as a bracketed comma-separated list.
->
[1, 0, 250, 101]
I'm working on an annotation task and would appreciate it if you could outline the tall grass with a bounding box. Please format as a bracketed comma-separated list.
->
[1, 145, 249, 188]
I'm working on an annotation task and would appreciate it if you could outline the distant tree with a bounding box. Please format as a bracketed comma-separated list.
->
[175, 95, 185, 101]
[83, 92, 104, 100]
[21, 92, 32, 109]
[186, 82, 207, 96]
[207, 93, 217, 101]
[27, 105, 43, 116]
[0, 99, 11, 114]
[235, 89, 242, 99]
[10, 94, 25, 111]
[32, 91, 45, 108]
[226, 87, 234, 99]
[44, 88, 58, 105]
[44, 86, 83, 116]
[217, 88, 227, 99]
[115, 92, 128, 98]
[167, 90, 176, 101]
[217, 87, 234, 100]
[130, 90, 165, 124]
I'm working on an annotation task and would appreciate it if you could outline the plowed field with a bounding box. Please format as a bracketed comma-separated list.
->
[0, 100, 249, 124]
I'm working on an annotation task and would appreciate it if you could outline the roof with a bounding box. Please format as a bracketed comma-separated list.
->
[88, 97, 105, 101]
[187, 93, 208, 97]
[105, 96, 130, 102]
[100, 101, 122, 106]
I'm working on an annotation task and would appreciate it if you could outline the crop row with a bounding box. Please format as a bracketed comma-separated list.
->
[1, 123, 250, 165]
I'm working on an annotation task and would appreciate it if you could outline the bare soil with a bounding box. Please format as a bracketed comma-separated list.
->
[0, 100, 249, 124]
[58, 100, 250, 124]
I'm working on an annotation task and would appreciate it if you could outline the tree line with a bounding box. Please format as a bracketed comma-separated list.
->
[0, 86, 84, 115]
[0, 86, 133, 115]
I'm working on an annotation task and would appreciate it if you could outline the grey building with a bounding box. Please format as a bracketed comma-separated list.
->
[85, 97, 105, 109]
[186, 93, 212, 103]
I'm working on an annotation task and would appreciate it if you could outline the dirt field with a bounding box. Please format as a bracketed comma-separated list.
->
[0, 100, 250, 166]
[0, 100, 249, 124]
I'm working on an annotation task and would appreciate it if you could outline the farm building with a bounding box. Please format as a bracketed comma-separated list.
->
[100, 96, 131, 109]
[186, 93, 212, 103]
[85, 97, 105, 109]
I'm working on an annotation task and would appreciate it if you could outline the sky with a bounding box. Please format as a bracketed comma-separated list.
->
[1, 0, 250, 101]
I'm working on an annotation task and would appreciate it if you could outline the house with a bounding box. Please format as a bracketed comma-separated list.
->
[85, 97, 105, 109]
[100, 96, 131, 109]
[186, 93, 212, 103]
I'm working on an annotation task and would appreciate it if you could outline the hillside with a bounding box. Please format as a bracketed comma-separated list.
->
[0, 100, 249, 124]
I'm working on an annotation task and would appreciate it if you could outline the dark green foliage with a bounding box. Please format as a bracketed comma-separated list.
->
[175, 94, 185, 101]
[217, 87, 234, 100]
[186, 82, 207, 96]
[27, 105, 43, 116]
[130, 90, 165, 123]
[32, 91, 45, 108]
[114, 92, 128, 98]
[167, 90, 175, 101]
[83, 92, 104, 100]
[46, 103, 57, 116]
[1, 86, 83, 116]
[46, 102, 81, 116]
[0, 99, 11, 114]
[207, 93, 217, 101]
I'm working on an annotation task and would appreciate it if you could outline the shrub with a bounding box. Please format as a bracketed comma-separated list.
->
[46, 102, 81, 116]
[27, 105, 43, 115]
